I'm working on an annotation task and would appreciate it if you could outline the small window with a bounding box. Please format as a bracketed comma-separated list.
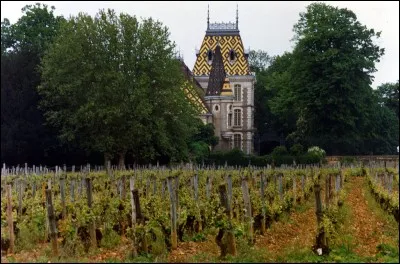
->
[208, 50, 213, 61]
[228, 113, 232, 127]
[230, 50, 235, 61]
[214, 105, 219, 111]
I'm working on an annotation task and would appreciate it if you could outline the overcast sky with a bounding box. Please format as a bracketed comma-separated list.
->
[2, 1, 398, 88]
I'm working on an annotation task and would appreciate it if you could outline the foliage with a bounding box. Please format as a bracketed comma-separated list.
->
[38, 9, 198, 164]
[290, 3, 385, 154]
[307, 146, 326, 159]
[248, 50, 273, 73]
[252, 2, 397, 155]
[272, 146, 289, 157]
[366, 170, 399, 222]
[188, 121, 219, 163]
[338, 156, 357, 166]
[375, 81, 399, 118]
[290, 144, 304, 156]
[0, 4, 81, 166]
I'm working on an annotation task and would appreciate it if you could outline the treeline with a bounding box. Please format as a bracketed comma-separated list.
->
[1, 4, 216, 166]
[1, 3, 399, 167]
[253, 3, 399, 156]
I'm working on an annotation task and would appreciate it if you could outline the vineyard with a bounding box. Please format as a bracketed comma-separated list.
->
[1, 163, 399, 263]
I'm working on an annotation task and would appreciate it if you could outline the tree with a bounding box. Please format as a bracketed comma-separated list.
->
[248, 49, 276, 154]
[39, 9, 198, 167]
[375, 81, 399, 118]
[289, 2, 385, 154]
[1, 4, 68, 165]
[248, 50, 273, 73]
[188, 120, 219, 163]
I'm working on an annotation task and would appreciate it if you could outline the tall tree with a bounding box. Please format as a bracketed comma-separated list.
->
[248, 50, 275, 150]
[1, 4, 67, 165]
[375, 81, 399, 118]
[289, 2, 385, 154]
[39, 9, 198, 166]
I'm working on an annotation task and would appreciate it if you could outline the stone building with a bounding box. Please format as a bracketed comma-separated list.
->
[182, 7, 255, 154]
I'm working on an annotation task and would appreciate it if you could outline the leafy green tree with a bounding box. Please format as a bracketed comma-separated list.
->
[290, 143, 304, 156]
[248, 50, 273, 73]
[265, 52, 298, 137]
[375, 81, 399, 118]
[248, 50, 278, 155]
[289, 2, 384, 154]
[39, 9, 198, 166]
[1, 4, 67, 165]
[188, 120, 219, 163]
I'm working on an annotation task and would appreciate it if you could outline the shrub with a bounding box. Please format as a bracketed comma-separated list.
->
[272, 146, 289, 156]
[290, 143, 304, 156]
[307, 146, 326, 159]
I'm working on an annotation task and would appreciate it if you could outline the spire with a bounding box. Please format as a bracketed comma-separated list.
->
[207, 5, 210, 30]
[206, 45, 226, 96]
[236, 4, 239, 29]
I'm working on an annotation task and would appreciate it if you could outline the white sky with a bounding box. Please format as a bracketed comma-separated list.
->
[1, 1, 398, 88]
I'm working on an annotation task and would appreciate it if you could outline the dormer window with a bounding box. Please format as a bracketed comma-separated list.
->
[229, 50, 236, 61]
[207, 49, 213, 62]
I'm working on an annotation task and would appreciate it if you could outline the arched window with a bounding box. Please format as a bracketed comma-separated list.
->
[233, 134, 242, 150]
[234, 109, 241, 127]
[207, 50, 213, 61]
[229, 50, 236, 61]
[234, 84, 241, 101]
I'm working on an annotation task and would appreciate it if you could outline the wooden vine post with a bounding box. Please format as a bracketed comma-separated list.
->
[129, 177, 137, 257]
[241, 175, 254, 244]
[167, 176, 178, 250]
[293, 174, 297, 204]
[133, 189, 146, 252]
[206, 174, 211, 199]
[314, 182, 328, 254]
[193, 172, 202, 232]
[260, 172, 266, 234]
[216, 184, 236, 257]
[278, 173, 283, 200]
[18, 179, 23, 216]
[325, 175, 330, 207]
[226, 174, 233, 219]
[6, 185, 15, 254]
[85, 177, 97, 250]
[45, 189, 58, 257]
[60, 175, 66, 219]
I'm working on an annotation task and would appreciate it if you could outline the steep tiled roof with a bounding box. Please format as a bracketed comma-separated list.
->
[179, 61, 209, 114]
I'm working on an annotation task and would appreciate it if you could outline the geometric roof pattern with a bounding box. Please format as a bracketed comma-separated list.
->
[193, 34, 250, 76]
[179, 60, 209, 114]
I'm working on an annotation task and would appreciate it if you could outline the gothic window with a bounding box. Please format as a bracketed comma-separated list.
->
[234, 84, 241, 101]
[233, 134, 242, 150]
[234, 109, 241, 126]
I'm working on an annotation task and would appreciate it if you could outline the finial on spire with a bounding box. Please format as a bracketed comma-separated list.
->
[207, 4, 210, 30]
[236, 4, 239, 29]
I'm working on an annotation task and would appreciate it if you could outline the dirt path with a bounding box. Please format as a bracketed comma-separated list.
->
[167, 236, 220, 263]
[254, 201, 317, 261]
[345, 176, 398, 257]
